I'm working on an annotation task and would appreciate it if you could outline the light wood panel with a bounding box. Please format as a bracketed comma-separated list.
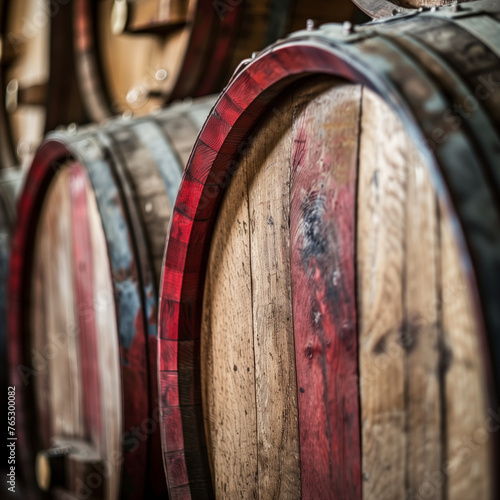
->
[404, 107, 441, 496]
[201, 148, 257, 498]
[357, 88, 408, 500]
[201, 85, 301, 499]
[441, 203, 492, 500]
[31, 167, 83, 443]
[245, 87, 300, 500]
[358, 87, 491, 500]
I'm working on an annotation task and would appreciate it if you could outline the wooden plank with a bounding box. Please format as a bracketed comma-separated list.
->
[441, 204, 492, 500]
[200, 149, 257, 498]
[289, 80, 361, 499]
[30, 167, 84, 446]
[201, 83, 302, 499]
[245, 88, 300, 500]
[357, 88, 407, 500]
[46, 168, 84, 440]
[70, 163, 102, 448]
[404, 115, 442, 498]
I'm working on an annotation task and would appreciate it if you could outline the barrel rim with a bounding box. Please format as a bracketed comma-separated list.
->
[158, 14, 500, 498]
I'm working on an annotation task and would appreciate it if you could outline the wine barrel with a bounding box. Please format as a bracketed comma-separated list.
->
[8, 95, 215, 500]
[73, 0, 360, 120]
[0, 0, 86, 169]
[158, 2, 500, 498]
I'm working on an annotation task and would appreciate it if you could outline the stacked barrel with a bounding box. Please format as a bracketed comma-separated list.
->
[2, 0, 500, 499]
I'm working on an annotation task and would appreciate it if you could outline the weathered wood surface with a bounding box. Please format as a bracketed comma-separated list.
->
[31, 167, 82, 449]
[289, 81, 361, 499]
[357, 87, 407, 500]
[201, 141, 257, 497]
[85, 162, 122, 500]
[202, 85, 301, 499]
[441, 202, 492, 500]
[202, 78, 363, 498]
[358, 88, 492, 500]
[30, 163, 122, 500]
[9, 97, 213, 499]
[158, 11, 499, 499]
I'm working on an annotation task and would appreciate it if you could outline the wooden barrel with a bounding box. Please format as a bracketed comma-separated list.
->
[158, 2, 500, 498]
[0, 0, 86, 169]
[73, 0, 359, 120]
[8, 95, 215, 500]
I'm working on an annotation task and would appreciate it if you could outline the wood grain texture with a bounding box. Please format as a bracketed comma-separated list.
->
[157, 19, 499, 498]
[245, 89, 300, 500]
[70, 163, 102, 449]
[440, 204, 492, 500]
[358, 88, 491, 500]
[201, 85, 300, 499]
[357, 88, 407, 500]
[290, 80, 361, 499]
[31, 166, 83, 447]
[201, 147, 257, 498]
[404, 112, 442, 498]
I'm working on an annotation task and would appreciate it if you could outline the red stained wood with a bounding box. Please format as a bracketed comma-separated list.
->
[289, 83, 362, 499]
[69, 163, 102, 446]
[158, 43, 364, 498]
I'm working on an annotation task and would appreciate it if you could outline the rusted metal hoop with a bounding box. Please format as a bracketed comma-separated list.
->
[352, 0, 478, 19]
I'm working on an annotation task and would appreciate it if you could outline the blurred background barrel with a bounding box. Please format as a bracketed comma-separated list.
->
[158, 3, 500, 499]
[8, 95, 215, 500]
[0, 0, 86, 169]
[73, 0, 361, 120]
